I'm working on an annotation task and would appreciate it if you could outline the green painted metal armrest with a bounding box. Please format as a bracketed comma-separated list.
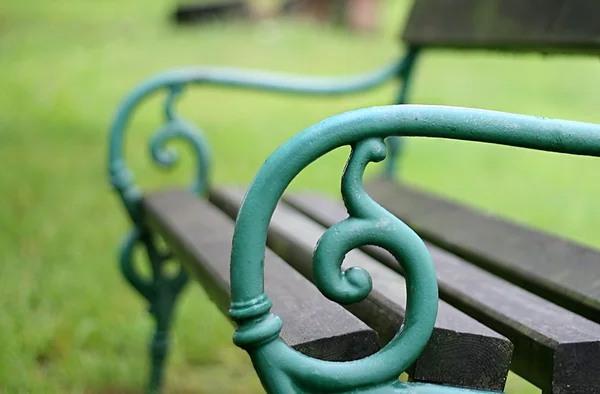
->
[106, 49, 417, 393]
[229, 104, 600, 393]
[108, 49, 420, 212]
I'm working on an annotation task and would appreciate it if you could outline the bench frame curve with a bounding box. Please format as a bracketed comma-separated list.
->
[230, 105, 600, 393]
[107, 53, 417, 393]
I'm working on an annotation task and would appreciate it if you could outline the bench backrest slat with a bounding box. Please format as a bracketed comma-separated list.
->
[211, 187, 513, 392]
[402, 0, 600, 54]
[142, 190, 380, 362]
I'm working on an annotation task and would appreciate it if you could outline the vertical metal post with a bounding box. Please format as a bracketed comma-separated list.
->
[385, 47, 421, 179]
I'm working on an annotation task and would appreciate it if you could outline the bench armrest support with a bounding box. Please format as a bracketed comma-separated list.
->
[230, 104, 600, 393]
[105, 51, 418, 393]
[107, 50, 420, 213]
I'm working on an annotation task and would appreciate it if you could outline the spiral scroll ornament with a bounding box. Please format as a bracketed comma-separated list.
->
[228, 104, 600, 393]
[108, 84, 210, 393]
[229, 123, 438, 394]
[107, 55, 419, 393]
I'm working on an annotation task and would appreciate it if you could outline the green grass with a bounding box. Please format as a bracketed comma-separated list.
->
[1, 0, 599, 392]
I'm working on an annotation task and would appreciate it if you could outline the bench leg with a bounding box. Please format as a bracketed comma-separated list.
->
[120, 228, 188, 394]
[109, 84, 206, 393]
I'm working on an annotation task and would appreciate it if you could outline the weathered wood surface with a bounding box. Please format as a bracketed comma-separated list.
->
[402, 0, 600, 54]
[142, 190, 380, 361]
[365, 177, 600, 324]
[211, 187, 513, 392]
[284, 191, 600, 393]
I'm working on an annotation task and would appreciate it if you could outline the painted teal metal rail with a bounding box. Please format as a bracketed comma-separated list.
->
[230, 105, 600, 393]
[107, 50, 417, 393]
[108, 85, 210, 393]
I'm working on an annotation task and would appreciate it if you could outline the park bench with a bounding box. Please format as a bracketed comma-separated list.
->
[107, 1, 600, 393]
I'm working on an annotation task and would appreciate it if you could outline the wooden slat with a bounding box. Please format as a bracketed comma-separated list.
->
[142, 190, 380, 362]
[402, 0, 600, 54]
[284, 192, 600, 393]
[211, 187, 513, 392]
[366, 177, 600, 324]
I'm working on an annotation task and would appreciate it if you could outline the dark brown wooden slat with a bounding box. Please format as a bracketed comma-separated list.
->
[365, 177, 600, 324]
[211, 187, 513, 392]
[142, 190, 380, 362]
[284, 192, 600, 394]
[402, 0, 600, 55]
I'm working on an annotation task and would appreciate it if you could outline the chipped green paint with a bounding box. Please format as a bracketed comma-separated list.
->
[230, 104, 600, 393]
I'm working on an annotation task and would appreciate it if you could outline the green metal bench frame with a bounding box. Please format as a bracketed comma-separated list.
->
[229, 105, 600, 393]
[108, 76, 600, 393]
[107, 48, 418, 393]
[107, 2, 600, 391]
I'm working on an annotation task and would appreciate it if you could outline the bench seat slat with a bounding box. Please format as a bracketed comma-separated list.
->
[365, 177, 600, 323]
[402, 0, 600, 54]
[284, 192, 600, 393]
[142, 190, 380, 362]
[211, 187, 513, 392]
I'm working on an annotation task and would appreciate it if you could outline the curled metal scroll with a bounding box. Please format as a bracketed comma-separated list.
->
[229, 104, 600, 393]
[108, 51, 418, 206]
[107, 52, 416, 393]
[110, 82, 209, 323]
[109, 83, 210, 223]
[108, 82, 209, 393]
[109, 82, 209, 309]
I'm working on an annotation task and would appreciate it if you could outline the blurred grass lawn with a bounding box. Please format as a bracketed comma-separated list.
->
[1, 0, 599, 393]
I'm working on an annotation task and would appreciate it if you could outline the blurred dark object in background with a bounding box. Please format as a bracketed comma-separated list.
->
[285, 0, 382, 32]
[173, 0, 251, 24]
[173, 0, 381, 32]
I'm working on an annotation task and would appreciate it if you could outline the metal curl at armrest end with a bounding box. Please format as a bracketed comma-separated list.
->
[229, 104, 600, 393]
